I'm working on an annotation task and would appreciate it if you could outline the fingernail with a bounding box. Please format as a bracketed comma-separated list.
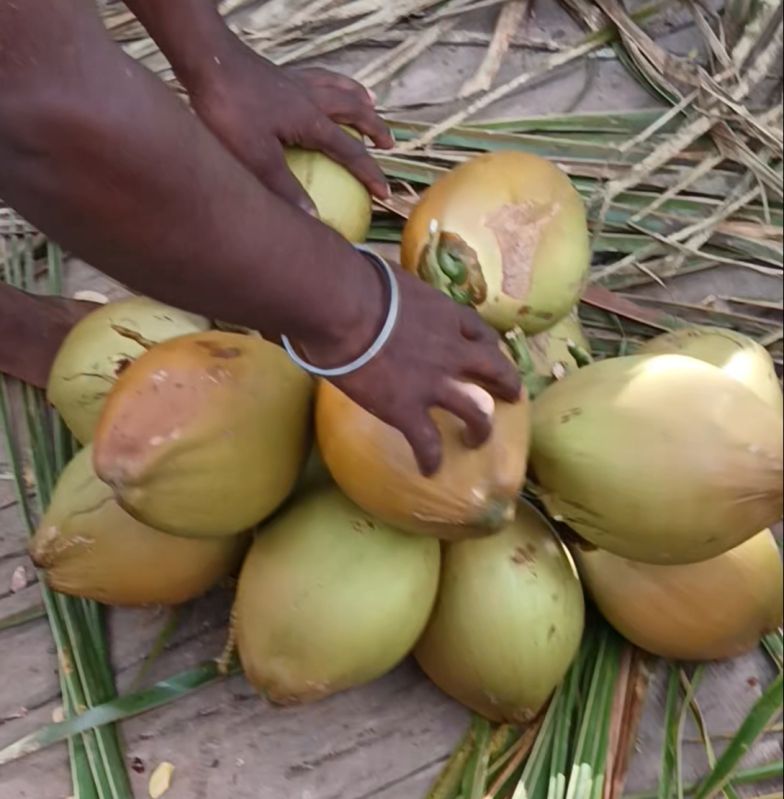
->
[421, 461, 437, 477]
[367, 88, 378, 104]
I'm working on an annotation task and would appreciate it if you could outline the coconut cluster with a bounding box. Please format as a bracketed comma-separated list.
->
[34, 150, 782, 725]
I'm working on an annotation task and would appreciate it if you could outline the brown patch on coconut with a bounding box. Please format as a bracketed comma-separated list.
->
[484, 201, 559, 299]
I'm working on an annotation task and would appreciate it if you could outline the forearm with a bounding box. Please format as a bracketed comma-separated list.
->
[0, 286, 95, 387]
[0, 0, 380, 355]
[122, 0, 236, 90]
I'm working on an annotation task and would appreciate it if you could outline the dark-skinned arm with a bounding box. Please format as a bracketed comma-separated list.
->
[0, 0, 377, 355]
[0, 0, 520, 474]
[123, 0, 393, 208]
[120, 0, 238, 88]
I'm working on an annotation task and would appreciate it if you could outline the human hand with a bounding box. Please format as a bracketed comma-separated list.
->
[185, 41, 393, 212]
[301, 261, 523, 476]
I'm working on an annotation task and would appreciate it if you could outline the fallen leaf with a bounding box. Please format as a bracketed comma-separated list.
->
[73, 290, 109, 304]
[10, 565, 28, 593]
[148, 761, 174, 799]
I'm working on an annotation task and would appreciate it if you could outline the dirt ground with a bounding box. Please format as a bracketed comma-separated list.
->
[1, 2, 782, 798]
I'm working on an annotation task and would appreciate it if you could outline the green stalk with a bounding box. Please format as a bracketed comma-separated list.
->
[675, 667, 705, 799]
[0, 660, 238, 766]
[129, 607, 183, 691]
[22, 392, 130, 799]
[439, 109, 681, 135]
[61, 668, 99, 799]
[512, 628, 600, 799]
[762, 630, 783, 670]
[626, 760, 784, 799]
[693, 672, 784, 799]
[22, 235, 35, 288]
[659, 665, 682, 799]
[54, 593, 128, 799]
[571, 630, 610, 762]
[424, 723, 476, 799]
[548, 651, 582, 781]
[0, 603, 47, 631]
[47, 241, 63, 294]
[563, 626, 622, 799]
[587, 653, 621, 799]
[519, 685, 568, 798]
[485, 725, 519, 780]
[460, 717, 492, 799]
[1, 239, 131, 797]
[0, 378, 35, 533]
[390, 126, 659, 162]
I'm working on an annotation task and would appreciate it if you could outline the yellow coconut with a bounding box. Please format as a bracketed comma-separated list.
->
[401, 151, 591, 334]
[526, 308, 591, 380]
[93, 330, 313, 538]
[639, 325, 783, 413]
[316, 380, 530, 540]
[284, 128, 372, 243]
[47, 296, 209, 443]
[414, 502, 584, 723]
[29, 447, 248, 606]
[234, 486, 441, 704]
[573, 529, 783, 660]
[530, 353, 783, 564]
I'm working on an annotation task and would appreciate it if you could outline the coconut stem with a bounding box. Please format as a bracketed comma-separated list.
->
[567, 341, 593, 368]
[424, 722, 477, 799]
[217, 608, 238, 676]
[419, 220, 481, 307]
[505, 328, 553, 400]
[478, 495, 516, 531]
[421, 221, 459, 298]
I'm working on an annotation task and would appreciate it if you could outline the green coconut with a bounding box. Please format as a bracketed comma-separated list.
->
[47, 295, 209, 443]
[639, 325, 783, 413]
[29, 447, 248, 606]
[400, 151, 591, 334]
[573, 529, 783, 661]
[93, 330, 313, 538]
[234, 486, 441, 704]
[284, 128, 372, 243]
[414, 501, 584, 723]
[530, 353, 783, 564]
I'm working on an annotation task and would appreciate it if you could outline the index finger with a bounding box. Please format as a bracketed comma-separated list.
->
[461, 341, 522, 404]
[305, 121, 389, 200]
[308, 84, 394, 150]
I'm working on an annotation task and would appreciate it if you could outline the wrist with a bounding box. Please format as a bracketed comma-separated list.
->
[122, 0, 240, 94]
[163, 14, 240, 94]
[296, 249, 389, 372]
